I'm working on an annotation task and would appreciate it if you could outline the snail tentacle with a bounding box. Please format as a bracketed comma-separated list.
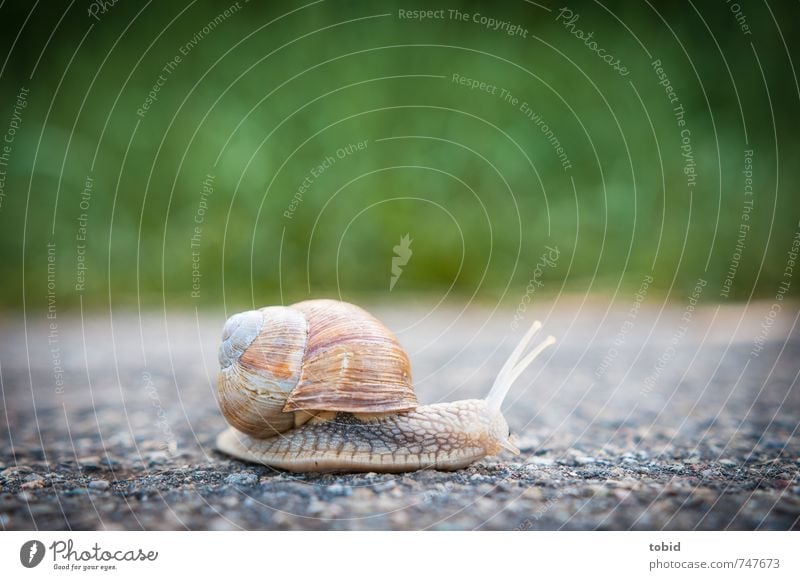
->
[485, 320, 556, 412]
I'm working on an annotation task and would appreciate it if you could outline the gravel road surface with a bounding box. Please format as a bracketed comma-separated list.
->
[1, 299, 798, 530]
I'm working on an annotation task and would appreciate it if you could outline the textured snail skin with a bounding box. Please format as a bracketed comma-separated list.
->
[216, 399, 511, 473]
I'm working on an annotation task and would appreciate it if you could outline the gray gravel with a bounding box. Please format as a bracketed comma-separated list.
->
[1, 300, 798, 530]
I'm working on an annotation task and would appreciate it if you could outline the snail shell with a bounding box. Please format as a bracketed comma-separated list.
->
[217, 299, 417, 438]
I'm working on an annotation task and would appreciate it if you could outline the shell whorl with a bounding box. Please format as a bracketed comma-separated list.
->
[219, 309, 263, 369]
[216, 300, 418, 439]
[217, 306, 307, 437]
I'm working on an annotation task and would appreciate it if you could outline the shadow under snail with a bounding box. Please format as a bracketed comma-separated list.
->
[215, 299, 555, 472]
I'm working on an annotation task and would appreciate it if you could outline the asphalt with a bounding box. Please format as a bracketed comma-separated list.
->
[1, 298, 798, 530]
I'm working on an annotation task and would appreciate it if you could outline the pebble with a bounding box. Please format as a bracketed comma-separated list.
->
[326, 483, 351, 496]
[21, 475, 45, 490]
[526, 457, 555, 467]
[208, 517, 237, 531]
[612, 489, 632, 501]
[272, 510, 293, 526]
[1, 466, 32, 477]
[578, 468, 608, 479]
[324, 504, 346, 518]
[350, 488, 372, 502]
[371, 480, 396, 493]
[390, 511, 410, 527]
[522, 487, 544, 500]
[306, 498, 328, 515]
[88, 480, 111, 491]
[587, 484, 609, 497]
[224, 473, 258, 486]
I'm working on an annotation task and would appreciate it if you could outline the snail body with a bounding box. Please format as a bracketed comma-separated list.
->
[215, 299, 554, 472]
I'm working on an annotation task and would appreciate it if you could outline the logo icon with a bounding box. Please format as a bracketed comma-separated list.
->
[390, 234, 413, 291]
[20, 540, 45, 568]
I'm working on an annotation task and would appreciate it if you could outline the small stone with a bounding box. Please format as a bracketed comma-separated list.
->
[147, 452, 170, 465]
[208, 517, 237, 531]
[326, 483, 351, 496]
[575, 456, 596, 465]
[271, 511, 291, 526]
[522, 487, 544, 500]
[1, 466, 32, 477]
[390, 510, 410, 527]
[307, 498, 327, 515]
[526, 457, 554, 467]
[578, 468, 607, 479]
[351, 488, 372, 502]
[719, 459, 737, 467]
[371, 480, 396, 493]
[323, 503, 345, 518]
[21, 475, 44, 490]
[224, 473, 258, 486]
[88, 480, 110, 491]
[612, 489, 632, 501]
[80, 462, 101, 472]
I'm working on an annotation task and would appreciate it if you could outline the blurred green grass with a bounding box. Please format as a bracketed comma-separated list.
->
[0, 0, 797, 311]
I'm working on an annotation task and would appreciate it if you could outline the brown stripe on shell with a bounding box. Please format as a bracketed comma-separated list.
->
[283, 299, 418, 414]
[238, 306, 307, 380]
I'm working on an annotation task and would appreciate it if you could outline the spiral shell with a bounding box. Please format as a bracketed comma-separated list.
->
[216, 299, 417, 438]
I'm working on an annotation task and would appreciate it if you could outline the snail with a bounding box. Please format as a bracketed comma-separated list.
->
[215, 299, 555, 472]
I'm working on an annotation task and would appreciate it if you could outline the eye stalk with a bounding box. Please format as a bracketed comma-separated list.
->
[485, 320, 556, 412]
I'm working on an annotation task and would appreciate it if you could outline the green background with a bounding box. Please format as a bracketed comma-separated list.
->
[0, 0, 797, 311]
